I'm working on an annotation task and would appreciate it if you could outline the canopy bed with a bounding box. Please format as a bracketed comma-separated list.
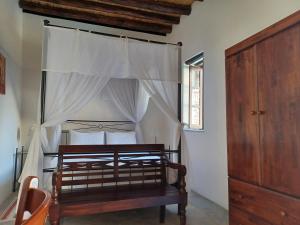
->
[19, 20, 186, 224]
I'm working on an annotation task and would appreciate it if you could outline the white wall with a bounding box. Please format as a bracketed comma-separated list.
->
[167, 0, 300, 209]
[0, 0, 23, 204]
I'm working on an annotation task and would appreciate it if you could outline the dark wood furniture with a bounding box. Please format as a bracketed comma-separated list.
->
[226, 10, 300, 225]
[16, 176, 51, 225]
[0, 53, 5, 95]
[49, 144, 187, 225]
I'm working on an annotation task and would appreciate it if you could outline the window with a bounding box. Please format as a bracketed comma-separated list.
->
[183, 52, 204, 131]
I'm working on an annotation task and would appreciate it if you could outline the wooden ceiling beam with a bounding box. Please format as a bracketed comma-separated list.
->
[20, 0, 173, 35]
[84, 0, 184, 17]
[156, 0, 194, 5]
[49, 0, 180, 25]
[96, 0, 192, 15]
[19, 0, 200, 35]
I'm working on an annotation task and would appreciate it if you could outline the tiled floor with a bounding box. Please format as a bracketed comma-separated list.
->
[0, 193, 17, 215]
[0, 193, 17, 225]
[0, 192, 228, 225]
[62, 192, 228, 225]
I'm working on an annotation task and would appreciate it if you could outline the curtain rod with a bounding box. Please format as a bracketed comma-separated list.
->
[43, 20, 182, 47]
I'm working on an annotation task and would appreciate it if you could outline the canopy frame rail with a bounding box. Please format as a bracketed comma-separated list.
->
[43, 20, 182, 47]
[177, 42, 182, 164]
[40, 19, 183, 166]
[41, 71, 46, 124]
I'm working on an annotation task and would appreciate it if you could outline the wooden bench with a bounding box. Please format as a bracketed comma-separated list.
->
[49, 144, 187, 225]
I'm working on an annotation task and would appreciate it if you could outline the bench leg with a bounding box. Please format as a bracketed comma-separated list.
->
[177, 204, 181, 215]
[49, 218, 60, 225]
[160, 205, 166, 223]
[179, 204, 186, 225]
[49, 203, 60, 225]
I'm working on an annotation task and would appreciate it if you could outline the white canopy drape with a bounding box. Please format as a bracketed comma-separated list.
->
[20, 26, 181, 186]
[42, 27, 179, 82]
[141, 80, 180, 150]
[21, 72, 110, 184]
[104, 79, 150, 144]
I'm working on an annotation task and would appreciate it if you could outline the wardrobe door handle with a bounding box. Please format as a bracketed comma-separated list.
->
[250, 111, 257, 115]
[258, 110, 265, 115]
[238, 194, 244, 199]
[280, 211, 287, 217]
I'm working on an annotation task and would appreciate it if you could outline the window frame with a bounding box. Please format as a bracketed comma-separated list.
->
[183, 53, 204, 132]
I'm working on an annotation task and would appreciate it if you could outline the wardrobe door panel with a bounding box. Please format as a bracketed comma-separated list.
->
[226, 47, 260, 184]
[257, 24, 300, 197]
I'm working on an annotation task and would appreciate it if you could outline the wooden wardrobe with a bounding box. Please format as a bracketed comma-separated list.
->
[226, 11, 300, 225]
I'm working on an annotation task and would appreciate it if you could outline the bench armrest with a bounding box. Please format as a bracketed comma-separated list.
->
[167, 162, 186, 172]
[166, 161, 187, 193]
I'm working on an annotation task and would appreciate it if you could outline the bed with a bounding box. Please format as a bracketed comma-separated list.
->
[20, 21, 185, 225]
[43, 120, 179, 173]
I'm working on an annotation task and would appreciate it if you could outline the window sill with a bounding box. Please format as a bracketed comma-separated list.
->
[183, 128, 205, 133]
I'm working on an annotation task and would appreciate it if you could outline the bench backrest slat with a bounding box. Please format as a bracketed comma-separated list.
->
[57, 144, 167, 191]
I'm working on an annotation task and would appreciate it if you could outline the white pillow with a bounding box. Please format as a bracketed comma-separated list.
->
[106, 131, 137, 145]
[69, 130, 105, 145]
